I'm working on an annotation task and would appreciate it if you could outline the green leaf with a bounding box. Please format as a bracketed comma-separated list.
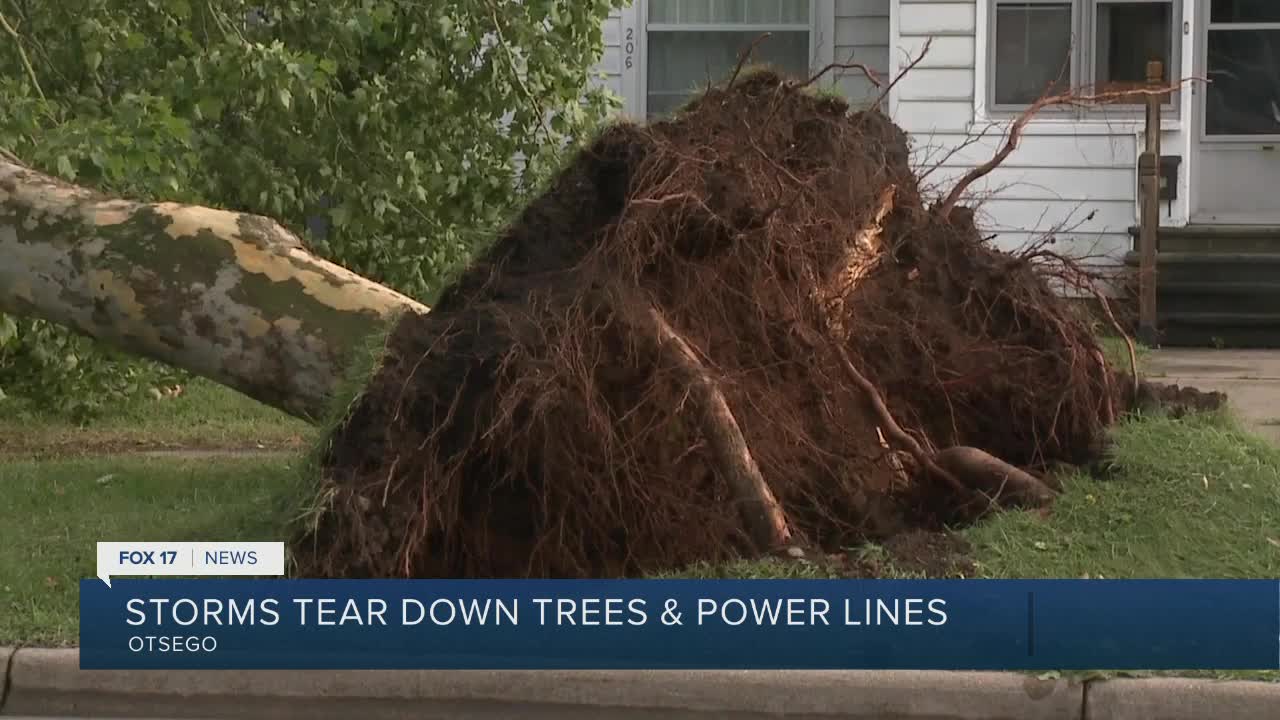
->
[0, 315, 17, 345]
[330, 203, 352, 228]
[278, 88, 292, 110]
[196, 96, 224, 119]
[55, 155, 76, 179]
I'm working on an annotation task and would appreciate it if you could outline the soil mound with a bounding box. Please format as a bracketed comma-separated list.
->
[294, 71, 1120, 579]
[1133, 381, 1228, 418]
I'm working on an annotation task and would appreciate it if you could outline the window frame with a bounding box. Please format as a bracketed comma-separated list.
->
[986, 0, 1181, 117]
[1200, 2, 1280, 143]
[986, 0, 1082, 114]
[638, 0, 826, 118]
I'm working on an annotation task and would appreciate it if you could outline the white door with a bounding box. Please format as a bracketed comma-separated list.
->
[1195, 0, 1280, 223]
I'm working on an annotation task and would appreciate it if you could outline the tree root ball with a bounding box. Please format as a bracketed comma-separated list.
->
[293, 71, 1120, 579]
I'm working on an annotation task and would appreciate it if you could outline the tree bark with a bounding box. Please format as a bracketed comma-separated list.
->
[0, 153, 428, 421]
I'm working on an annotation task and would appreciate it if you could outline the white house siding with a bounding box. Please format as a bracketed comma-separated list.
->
[595, 8, 625, 97]
[834, 0, 891, 106]
[593, 2, 1198, 270]
[888, 0, 1197, 268]
[606, 1, 889, 117]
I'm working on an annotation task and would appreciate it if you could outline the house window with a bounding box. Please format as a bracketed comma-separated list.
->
[990, 0, 1179, 110]
[992, 3, 1075, 105]
[645, 0, 813, 118]
[1205, 1, 1280, 136]
[1094, 2, 1174, 92]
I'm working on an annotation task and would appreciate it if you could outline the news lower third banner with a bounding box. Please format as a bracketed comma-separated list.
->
[80, 578, 1280, 670]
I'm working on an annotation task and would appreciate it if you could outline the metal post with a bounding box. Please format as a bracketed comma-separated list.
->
[1137, 60, 1164, 346]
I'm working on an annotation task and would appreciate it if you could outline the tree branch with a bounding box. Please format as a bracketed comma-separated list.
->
[800, 61, 882, 90]
[726, 33, 773, 89]
[936, 81, 1198, 220]
[0, 9, 46, 100]
[875, 38, 931, 110]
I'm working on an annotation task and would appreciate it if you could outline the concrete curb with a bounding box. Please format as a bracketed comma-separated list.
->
[1, 649, 1080, 719]
[1087, 677, 1280, 720]
[0, 648, 13, 711]
[2, 649, 1278, 719]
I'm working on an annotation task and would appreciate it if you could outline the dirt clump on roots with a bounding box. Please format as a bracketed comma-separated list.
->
[1131, 381, 1228, 418]
[294, 70, 1121, 579]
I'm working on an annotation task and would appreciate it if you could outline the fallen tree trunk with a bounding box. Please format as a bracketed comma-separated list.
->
[0, 153, 428, 420]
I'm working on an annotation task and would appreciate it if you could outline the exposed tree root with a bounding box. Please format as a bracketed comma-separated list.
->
[934, 446, 1057, 509]
[832, 345, 967, 498]
[638, 305, 793, 551]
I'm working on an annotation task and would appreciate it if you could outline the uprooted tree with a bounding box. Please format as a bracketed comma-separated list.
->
[293, 70, 1135, 580]
[5, 52, 1177, 577]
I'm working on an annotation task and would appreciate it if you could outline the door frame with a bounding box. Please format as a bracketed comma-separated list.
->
[1192, 0, 1280, 223]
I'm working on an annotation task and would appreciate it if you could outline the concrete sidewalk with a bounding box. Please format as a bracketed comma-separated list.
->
[3, 648, 1279, 719]
[1147, 349, 1280, 445]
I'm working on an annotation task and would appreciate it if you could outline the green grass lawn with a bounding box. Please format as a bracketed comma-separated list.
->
[673, 408, 1280, 683]
[675, 411, 1280, 580]
[0, 454, 305, 646]
[0, 378, 313, 457]
[969, 410, 1280, 579]
[3, 346, 1278, 687]
[3, 407, 1278, 648]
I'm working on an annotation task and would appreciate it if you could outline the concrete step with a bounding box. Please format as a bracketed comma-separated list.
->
[1162, 236, 1280, 253]
[1124, 251, 1280, 284]
[1122, 244, 1280, 347]
[1157, 281, 1280, 315]
[1159, 313, 1280, 348]
[1129, 224, 1280, 253]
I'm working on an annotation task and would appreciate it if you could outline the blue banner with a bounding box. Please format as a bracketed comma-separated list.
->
[79, 579, 1280, 670]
